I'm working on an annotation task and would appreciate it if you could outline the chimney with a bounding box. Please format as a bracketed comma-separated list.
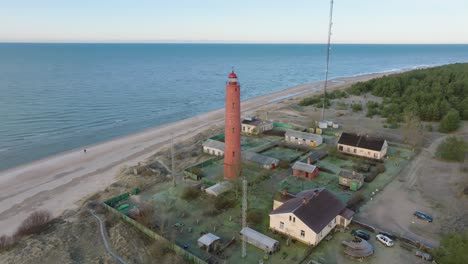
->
[352, 171, 356, 176]
[307, 158, 311, 165]
[313, 189, 320, 197]
[282, 187, 289, 197]
[302, 197, 308, 205]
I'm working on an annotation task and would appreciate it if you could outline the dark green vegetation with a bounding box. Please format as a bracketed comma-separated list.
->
[439, 109, 461, 133]
[433, 231, 468, 264]
[436, 136, 468, 162]
[348, 63, 468, 129]
[298, 90, 348, 107]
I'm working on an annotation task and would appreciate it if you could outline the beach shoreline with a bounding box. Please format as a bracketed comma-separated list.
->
[0, 70, 398, 235]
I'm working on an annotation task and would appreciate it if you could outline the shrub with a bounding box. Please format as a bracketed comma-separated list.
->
[247, 210, 264, 225]
[335, 101, 348, 110]
[181, 187, 201, 200]
[188, 167, 204, 178]
[346, 192, 364, 210]
[133, 204, 155, 228]
[439, 109, 461, 133]
[14, 210, 52, 238]
[433, 231, 468, 264]
[436, 136, 468, 162]
[364, 171, 379, 183]
[376, 164, 386, 173]
[278, 160, 290, 169]
[0, 235, 16, 251]
[351, 103, 363, 112]
[214, 194, 235, 211]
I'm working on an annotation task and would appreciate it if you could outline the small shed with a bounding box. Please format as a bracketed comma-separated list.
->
[339, 170, 364, 191]
[292, 159, 319, 179]
[202, 139, 225, 156]
[197, 233, 221, 252]
[285, 130, 323, 147]
[242, 152, 279, 169]
[205, 181, 232, 196]
[240, 227, 279, 254]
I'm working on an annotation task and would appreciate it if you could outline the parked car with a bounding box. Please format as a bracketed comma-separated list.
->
[378, 231, 397, 240]
[415, 250, 433, 261]
[351, 229, 370, 240]
[376, 234, 394, 247]
[414, 211, 433, 222]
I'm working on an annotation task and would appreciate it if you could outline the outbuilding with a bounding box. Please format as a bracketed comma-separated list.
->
[202, 139, 225, 157]
[205, 181, 232, 197]
[242, 151, 279, 169]
[292, 158, 319, 179]
[241, 115, 273, 135]
[285, 130, 323, 147]
[240, 227, 279, 254]
[339, 170, 364, 191]
[197, 233, 221, 252]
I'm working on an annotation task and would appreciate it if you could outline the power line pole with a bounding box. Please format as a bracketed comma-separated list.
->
[241, 177, 247, 258]
[321, 0, 335, 122]
[171, 136, 176, 187]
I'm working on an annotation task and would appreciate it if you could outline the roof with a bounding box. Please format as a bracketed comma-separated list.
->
[197, 233, 220, 246]
[203, 139, 225, 151]
[240, 227, 279, 249]
[292, 161, 317, 173]
[337, 132, 386, 151]
[205, 181, 232, 196]
[306, 150, 328, 163]
[339, 170, 364, 181]
[242, 151, 279, 165]
[242, 119, 263, 126]
[270, 188, 348, 233]
[339, 208, 355, 220]
[285, 129, 323, 142]
[228, 70, 237, 79]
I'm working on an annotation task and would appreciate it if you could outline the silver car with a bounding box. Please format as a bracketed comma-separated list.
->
[376, 234, 394, 247]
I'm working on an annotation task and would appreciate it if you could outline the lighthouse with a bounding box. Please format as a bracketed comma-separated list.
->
[223, 70, 241, 179]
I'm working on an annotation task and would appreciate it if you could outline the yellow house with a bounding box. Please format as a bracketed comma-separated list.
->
[241, 115, 273, 135]
[337, 132, 387, 160]
[269, 188, 354, 246]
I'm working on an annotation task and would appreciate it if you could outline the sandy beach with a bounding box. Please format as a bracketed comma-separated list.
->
[0, 72, 389, 235]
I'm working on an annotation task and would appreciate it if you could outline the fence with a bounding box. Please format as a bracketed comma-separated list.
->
[273, 122, 294, 129]
[102, 203, 208, 264]
[183, 157, 220, 180]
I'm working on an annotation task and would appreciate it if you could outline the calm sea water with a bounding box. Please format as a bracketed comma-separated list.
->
[1, 43, 468, 171]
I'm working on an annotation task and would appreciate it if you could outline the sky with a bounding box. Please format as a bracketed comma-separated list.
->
[1, 0, 467, 44]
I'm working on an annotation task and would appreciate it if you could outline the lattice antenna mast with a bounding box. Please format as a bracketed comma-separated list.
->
[321, 0, 335, 122]
[171, 136, 176, 187]
[241, 176, 247, 258]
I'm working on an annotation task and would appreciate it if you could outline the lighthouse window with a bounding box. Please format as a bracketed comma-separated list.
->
[232, 102, 235, 109]
[232, 128, 235, 133]
[232, 151, 235, 157]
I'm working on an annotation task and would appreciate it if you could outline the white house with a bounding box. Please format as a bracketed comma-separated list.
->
[285, 130, 323, 147]
[241, 115, 273, 135]
[337, 132, 387, 160]
[202, 139, 225, 157]
[269, 188, 354, 246]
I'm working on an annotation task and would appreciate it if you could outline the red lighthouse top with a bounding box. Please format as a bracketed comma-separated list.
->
[228, 70, 237, 79]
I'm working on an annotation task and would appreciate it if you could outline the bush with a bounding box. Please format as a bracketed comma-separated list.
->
[366, 101, 380, 117]
[439, 109, 461, 133]
[376, 164, 386, 173]
[436, 136, 468, 162]
[181, 187, 201, 200]
[433, 231, 468, 264]
[364, 171, 379, 183]
[188, 167, 204, 177]
[335, 101, 348, 110]
[214, 194, 236, 211]
[14, 210, 52, 238]
[351, 103, 363, 112]
[278, 160, 290, 169]
[247, 210, 264, 225]
[133, 204, 155, 228]
[346, 192, 364, 210]
[0, 235, 16, 251]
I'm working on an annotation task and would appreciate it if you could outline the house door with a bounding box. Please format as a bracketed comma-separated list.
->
[340, 217, 345, 226]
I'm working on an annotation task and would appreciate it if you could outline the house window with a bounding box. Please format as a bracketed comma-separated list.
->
[328, 222, 333, 228]
[243, 126, 245, 131]
[347, 147, 350, 152]
[293, 217, 296, 223]
[289, 216, 292, 221]
[374, 153, 378, 158]
[334, 218, 336, 224]
[353, 148, 357, 153]
[232, 102, 235, 109]
[339, 146, 343, 151]
[280, 222, 284, 229]
[320, 231, 323, 237]
[300, 230, 305, 237]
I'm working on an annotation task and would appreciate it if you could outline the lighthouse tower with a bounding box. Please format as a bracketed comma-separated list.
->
[224, 70, 241, 179]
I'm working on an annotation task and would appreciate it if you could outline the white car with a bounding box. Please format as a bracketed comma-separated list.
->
[376, 234, 394, 247]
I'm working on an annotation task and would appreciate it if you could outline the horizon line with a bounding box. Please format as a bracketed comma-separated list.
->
[1, 41, 468, 45]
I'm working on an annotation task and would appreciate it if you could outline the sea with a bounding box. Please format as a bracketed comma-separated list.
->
[1, 43, 468, 171]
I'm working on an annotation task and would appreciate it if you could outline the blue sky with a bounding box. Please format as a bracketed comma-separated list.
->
[1, 0, 467, 43]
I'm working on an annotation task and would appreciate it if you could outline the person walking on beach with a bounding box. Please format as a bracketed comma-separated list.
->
[84, 149, 87, 154]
